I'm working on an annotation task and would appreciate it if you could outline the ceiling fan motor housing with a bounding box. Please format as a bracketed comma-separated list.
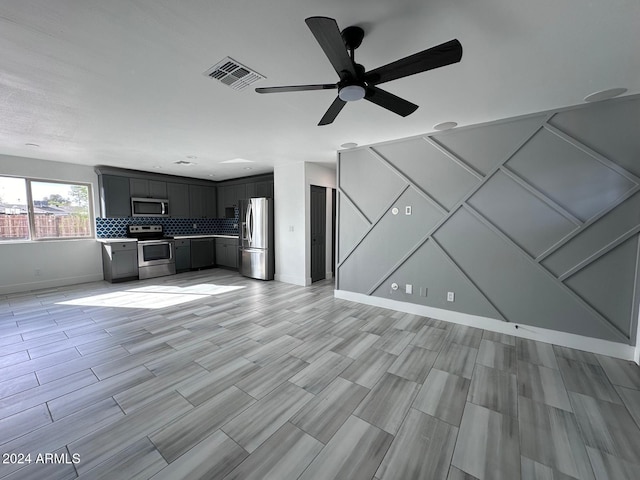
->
[341, 26, 365, 51]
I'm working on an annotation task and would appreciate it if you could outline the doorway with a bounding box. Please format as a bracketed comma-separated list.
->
[310, 185, 326, 283]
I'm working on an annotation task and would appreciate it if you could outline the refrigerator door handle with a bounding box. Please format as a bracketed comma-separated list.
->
[246, 201, 253, 245]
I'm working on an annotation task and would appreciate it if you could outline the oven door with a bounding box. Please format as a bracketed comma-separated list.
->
[137, 240, 174, 267]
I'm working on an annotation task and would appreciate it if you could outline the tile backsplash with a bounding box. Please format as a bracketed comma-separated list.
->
[96, 213, 239, 238]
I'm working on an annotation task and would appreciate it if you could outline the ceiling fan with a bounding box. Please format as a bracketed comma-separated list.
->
[255, 16, 463, 126]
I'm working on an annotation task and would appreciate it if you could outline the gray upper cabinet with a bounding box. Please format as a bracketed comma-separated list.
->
[189, 185, 217, 218]
[255, 181, 274, 198]
[97, 167, 271, 220]
[245, 180, 273, 199]
[130, 178, 167, 198]
[149, 180, 167, 198]
[101, 175, 131, 217]
[217, 184, 245, 217]
[245, 182, 256, 199]
[167, 182, 190, 218]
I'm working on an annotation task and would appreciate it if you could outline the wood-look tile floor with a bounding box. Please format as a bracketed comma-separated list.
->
[1, 269, 640, 479]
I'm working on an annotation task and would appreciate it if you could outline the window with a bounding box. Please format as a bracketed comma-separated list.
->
[0, 176, 92, 241]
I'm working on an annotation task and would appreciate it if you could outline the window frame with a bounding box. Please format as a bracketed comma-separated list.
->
[0, 175, 95, 242]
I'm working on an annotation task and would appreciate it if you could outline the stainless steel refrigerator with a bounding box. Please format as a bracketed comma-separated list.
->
[239, 197, 274, 280]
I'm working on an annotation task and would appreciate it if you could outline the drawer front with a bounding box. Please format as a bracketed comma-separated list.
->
[111, 242, 137, 251]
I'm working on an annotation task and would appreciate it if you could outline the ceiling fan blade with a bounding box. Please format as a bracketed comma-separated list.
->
[255, 84, 337, 94]
[365, 86, 418, 117]
[305, 17, 357, 80]
[318, 96, 347, 126]
[365, 39, 462, 85]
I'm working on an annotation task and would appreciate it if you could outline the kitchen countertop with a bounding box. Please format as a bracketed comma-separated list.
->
[173, 234, 238, 239]
[97, 238, 138, 243]
[97, 235, 238, 243]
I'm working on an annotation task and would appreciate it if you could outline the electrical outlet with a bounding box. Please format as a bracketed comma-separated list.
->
[447, 291, 455, 302]
[391, 282, 399, 291]
[405, 284, 413, 294]
[233, 223, 238, 228]
[405, 206, 412, 215]
[193, 223, 198, 229]
[420, 287, 428, 297]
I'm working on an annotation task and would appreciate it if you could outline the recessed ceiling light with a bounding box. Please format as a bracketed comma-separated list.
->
[186, 155, 198, 160]
[25, 143, 40, 147]
[433, 121, 458, 131]
[208, 174, 216, 177]
[244, 167, 253, 170]
[221, 158, 254, 164]
[174, 160, 196, 166]
[340, 142, 358, 149]
[584, 88, 627, 103]
[152, 166, 162, 169]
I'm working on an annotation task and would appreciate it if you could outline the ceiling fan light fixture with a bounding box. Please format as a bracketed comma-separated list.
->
[339, 85, 365, 102]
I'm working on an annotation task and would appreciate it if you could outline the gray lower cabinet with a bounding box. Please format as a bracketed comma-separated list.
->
[102, 242, 138, 282]
[175, 239, 191, 272]
[215, 238, 238, 269]
[191, 238, 215, 269]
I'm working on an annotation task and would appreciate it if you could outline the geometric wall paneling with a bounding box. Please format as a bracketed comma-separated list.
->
[337, 96, 640, 344]
[338, 148, 407, 222]
[506, 126, 637, 222]
[338, 196, 371, 264]
[337, 186, 444, 295]
[542, 191, 640, 277]
[372, 137, 481, 210]
[432, 114, 547, 176]
[372, 239, 506, 321]
[564, 235, 639, 338]
[467, 170, 578, 258]
[433, 207, 626, 342]
[548, 97, 640, 178]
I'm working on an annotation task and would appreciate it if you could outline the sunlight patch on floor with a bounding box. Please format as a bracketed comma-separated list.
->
[57, 283, 246, 309]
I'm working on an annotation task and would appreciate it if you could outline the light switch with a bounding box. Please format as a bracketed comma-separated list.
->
[405, 206, 412, 215]
[447, 291, 455, 302]
[405, 284, 413, 294]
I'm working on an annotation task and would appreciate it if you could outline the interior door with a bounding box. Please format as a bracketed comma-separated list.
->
[310, 185, 326, 283]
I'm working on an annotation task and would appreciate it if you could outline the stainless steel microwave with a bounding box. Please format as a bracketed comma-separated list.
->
[131, 197, 169, 217]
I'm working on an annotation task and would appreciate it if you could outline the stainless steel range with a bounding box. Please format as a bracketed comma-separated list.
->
[127, 225, 176, 279]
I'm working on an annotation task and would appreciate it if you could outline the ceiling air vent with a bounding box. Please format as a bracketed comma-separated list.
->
[203, 57, 265, 91]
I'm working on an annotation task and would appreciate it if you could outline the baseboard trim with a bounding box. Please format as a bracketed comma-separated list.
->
[0, 274, 104, 295]
[335, 290, 636, 362]
[274, 273, 307, 286]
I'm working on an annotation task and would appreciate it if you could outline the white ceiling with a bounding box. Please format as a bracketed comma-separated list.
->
[0, 0, 638, 181]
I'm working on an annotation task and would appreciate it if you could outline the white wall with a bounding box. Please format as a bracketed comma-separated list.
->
[0, 155, 103, 294]
[274, 162, 306, 286]
[273, 161, 337, 287]
[305, 163, 336, 284]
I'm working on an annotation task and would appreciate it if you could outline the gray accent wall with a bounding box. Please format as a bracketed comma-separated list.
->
[337, 96, 640, 344]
